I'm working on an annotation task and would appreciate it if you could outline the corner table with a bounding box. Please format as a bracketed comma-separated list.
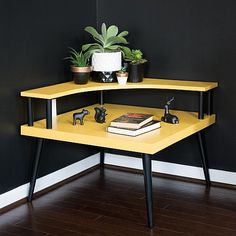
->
[21, 78, 218, 228]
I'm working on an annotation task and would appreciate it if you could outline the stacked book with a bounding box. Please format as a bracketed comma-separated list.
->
[107, 113, 161, 136]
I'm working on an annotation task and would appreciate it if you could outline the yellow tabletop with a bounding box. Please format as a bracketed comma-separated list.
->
[21, 104, 216, 154]
[21, 78, 218, 99]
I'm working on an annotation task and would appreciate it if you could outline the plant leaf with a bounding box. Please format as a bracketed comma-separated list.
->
[65, 48, 89, 67]
[121, 46, 131, 54]
[101, 23, 107, 39]
[121, 46, 133, 60]
[85, 49, 101, 58]
[107, 25, 118, 38]
[118, 31, 129, 37]
[82, 44, 93, 51]
[106, 45, 119, 51]
[84, 45, 103, 58]
[105, 36, 128, 47]
[68, 47, 78, 54]
[84, 26, 104, 44]
[82, 43, 102, 51]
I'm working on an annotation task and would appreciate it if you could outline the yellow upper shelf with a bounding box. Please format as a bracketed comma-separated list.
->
[21, 78, 218, 99]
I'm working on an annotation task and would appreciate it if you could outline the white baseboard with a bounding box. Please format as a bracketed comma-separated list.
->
[0, 154, 100, 209]
[1, 152, 235, 209]
[104, 153, 236, 186]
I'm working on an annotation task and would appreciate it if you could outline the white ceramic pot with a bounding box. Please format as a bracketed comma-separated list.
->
[92, 52, 122, 72]
[116, 72, 128, 85]
[117, 76, 128, 85]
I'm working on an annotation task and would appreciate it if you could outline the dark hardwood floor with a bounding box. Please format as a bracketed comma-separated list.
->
[1, 167, 236, 236]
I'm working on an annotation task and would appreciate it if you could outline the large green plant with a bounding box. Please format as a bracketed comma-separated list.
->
[65, 48, 89, 67]
[82, 23, 129, 57]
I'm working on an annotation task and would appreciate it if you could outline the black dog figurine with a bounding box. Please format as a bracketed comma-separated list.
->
[94, 107, 107, 123]
[73, 109, 90, 125]
[161, 97, 179, 124]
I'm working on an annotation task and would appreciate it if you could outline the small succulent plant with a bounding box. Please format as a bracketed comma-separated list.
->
[123, 48, 147, 64]
[65, 48, 89, 67]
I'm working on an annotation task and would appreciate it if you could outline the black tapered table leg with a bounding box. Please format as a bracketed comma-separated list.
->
[197, 132, 211, 186]
[100, 148, 105, 168]
[142, 154, 154, 228]
[28, 138, 44, 202]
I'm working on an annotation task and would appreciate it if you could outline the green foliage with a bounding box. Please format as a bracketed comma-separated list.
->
[65, 48, 89, 67]
[117, 66, 127, 74]
[82, 23, 129, 58]
[123, 48, 147, 64]
[120, 66, 127, 72]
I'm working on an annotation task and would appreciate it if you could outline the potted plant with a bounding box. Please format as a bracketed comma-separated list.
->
[123, 48, 147, 83]
[82, 23, 129, 83]
[116, 67, 129, 85]
[65, 48, 92, 84]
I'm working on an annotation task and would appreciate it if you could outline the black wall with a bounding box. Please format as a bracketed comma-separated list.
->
[97, 0, 236, 171]
[1, 0, 236, 195]
[0, 0, 97, 194]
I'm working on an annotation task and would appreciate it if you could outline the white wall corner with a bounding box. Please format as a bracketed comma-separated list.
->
[104, 153, 236, 186]
[0, 154, 100, 209]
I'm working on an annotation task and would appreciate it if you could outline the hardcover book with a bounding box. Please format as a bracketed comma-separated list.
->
[110, 113, 153, 129]
[107, 120, 161, 137]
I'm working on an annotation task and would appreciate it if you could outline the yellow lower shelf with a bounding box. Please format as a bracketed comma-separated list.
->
[21, 104, 216, 154]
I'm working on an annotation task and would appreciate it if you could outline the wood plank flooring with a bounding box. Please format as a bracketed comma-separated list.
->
[1, 167, 236, 236]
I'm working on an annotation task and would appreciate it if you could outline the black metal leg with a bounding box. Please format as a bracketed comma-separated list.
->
[142, 154, 154, 228]
[207, 90, 212, 115]
[27, 98, 33, 126]
[28, 138, 44, 202]
[99, 90, 104, 106]
[198, 92, 204, 119]
[100, 148, 105, 168]
[197, 132, 211, 186]
[46, 99, 52, 129]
